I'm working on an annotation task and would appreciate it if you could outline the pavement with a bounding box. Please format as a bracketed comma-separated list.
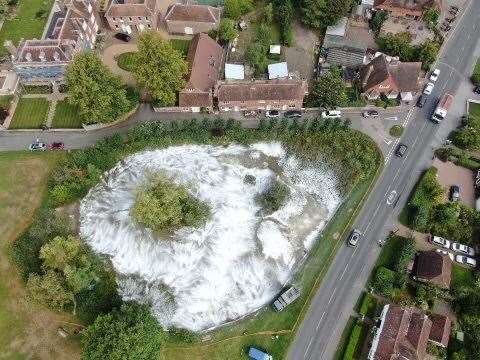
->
[288, 0, 480, 359]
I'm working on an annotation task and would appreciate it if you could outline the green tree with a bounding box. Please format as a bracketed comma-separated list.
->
[301, 0, 351, 29]
[246, 42, 269, 76]
[309, 68, 347, 108]
[66, 52, 130, 124]
[27, 271, 74, 311]
[377, 32, 415, 61]
[273, 0, 294, 45]
[416, 39, 439, 70]
[133, 31, 188, 106]
[224, 0, 253, 20]
[372, 266, 396, 297]
[263, 3, 274, 24]
[218, 18, 238, 43]
[423, 8, 440, 28]
[394, 237, 416, 272]
[370, 10, 388, 33]
[82, 302, 165, 360]
[256, 181, 290, 213]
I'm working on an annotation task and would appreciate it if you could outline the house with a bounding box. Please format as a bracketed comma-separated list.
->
[359, 54, 421, 100]
[6, 0, 98, 84]
[105, 0, 157, 33]
[268, 62, 288, 80]
[216, 79, 307, 112]
[164, 4, 220, 35]
[179, 33, 224, 112]
[429, 313, 451, 347]
[413, 250, 452, 289]
[368, 304, 432, 360]
[373, 0, 442, 19]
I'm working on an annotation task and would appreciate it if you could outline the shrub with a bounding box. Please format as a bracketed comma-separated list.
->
[370, 10, 388, 33]
[256, 180, 290, 213]
[358, 292, 376, 318]
[389, 125, 404, 138]
[394, 237, 416, 272]
[372, 266, 396, 297]
[343, 322, 362, 360]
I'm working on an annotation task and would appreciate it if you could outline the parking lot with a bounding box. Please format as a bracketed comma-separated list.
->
[433, 158, 475, 208]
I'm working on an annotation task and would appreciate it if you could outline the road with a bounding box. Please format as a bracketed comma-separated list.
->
[288, 1, 480, 359]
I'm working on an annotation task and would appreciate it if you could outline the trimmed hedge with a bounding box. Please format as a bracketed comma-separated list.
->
[343, 322, 362, 360]
[358, 292, 377, 318]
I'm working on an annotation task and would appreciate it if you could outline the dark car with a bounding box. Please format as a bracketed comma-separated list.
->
[362, 110, 379, 118]
[49, 142, 65, 150]
[284, 110, 302, 118]
[348, 229, 361, 247]
[395, 143, 408, 157]
[416, 95, 427, 108]
[265, 110, 280, 118]
[474, 86, 480, 95]
[450, 185, 460, 202]
[114, 32, 131, 42]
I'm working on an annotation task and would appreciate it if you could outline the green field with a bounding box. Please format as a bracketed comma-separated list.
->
[163, 148, 383, 359]
[116, 52, 137, 72]
[52, 100, 83, 128]
[469, 102, 480, 120]
[170, 39, 191, 58]
[9, 98, 49, 129]
[0, 0, 54, 56]
[0, 95, 13, 109]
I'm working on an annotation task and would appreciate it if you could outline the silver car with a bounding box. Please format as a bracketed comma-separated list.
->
[348, 229, 361, 247]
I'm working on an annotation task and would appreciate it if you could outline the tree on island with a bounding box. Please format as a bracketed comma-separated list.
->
[132, 31, 188, 106]
[82, 302, 165, 360]
[66, 52, 131, 124]
[131, 172, 210, 233]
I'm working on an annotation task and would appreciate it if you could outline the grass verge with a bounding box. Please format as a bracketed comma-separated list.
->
[452, 264, 476, 289]
[334, 316, 356, 360]
[52, 99, 83, 128]
[9, 98, 49, 129]
[116, 52, 137, 72]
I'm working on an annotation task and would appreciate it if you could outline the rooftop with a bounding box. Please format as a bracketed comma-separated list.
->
[164, 3, 220, 23]
[268, 62, 289, 80]
[414, 250, 452, 289]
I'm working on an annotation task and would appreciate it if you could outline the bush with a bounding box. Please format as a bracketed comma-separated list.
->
[358, 292, 376, 318]
[256, 180, 290, 213]
[116, 52, 137, 72]
[372, 266, 396, 297]
[343, 322, 362, 360]
[370, 10, 388, 33]
[394, 237, 416, 272]
[389, 125, 404, 138]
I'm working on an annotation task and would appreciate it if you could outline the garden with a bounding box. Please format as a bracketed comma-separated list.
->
[11, 118, 382, 359]
[9, 97, 49, 129]
[51, 100, 83, 128]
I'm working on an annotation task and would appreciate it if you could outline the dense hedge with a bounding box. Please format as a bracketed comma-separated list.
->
[358, 292, 377, 318]
[343, 321, 363, 360]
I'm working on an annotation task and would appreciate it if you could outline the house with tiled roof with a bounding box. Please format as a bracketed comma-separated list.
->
[413, 250, 452, 289]
[179, 33, 224, 112]
[429, 313, 451, 347]
[5, 0, 98, 84]
[216, 79, 307, 112]
[164, 4, 220, 35]
[105, 0, 158, 32]
[359, 53, 421, 101]
[373, 0, 442, 19]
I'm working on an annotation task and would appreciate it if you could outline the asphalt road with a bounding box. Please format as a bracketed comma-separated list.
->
[288, 1, 480, 359]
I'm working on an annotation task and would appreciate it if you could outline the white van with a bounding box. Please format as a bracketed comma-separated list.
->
[321, 110, 342, 119]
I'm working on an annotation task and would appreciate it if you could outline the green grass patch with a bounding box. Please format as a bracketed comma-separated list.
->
[170, 39, 191, 58]
[51, 100, 83, 128]
[471, 59, 480, 85]
[9, 98, 49, 129]
[0, 95, 13, 109]
[0, 0, 54, 56]
[343, 87, 367, 108]
[358, 292, 377, 318]
[469, 102, 480, 119]
[452, 264, 476, 289]
[374, 235, 405, 270]
[334, 316, 356, 360]
[116, 52, 137, 72]
[389, 125, 404, 138]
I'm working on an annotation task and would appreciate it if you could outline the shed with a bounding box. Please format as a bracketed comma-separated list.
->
[269, 45, 281, 54]
[268, 62, 288, 79]
[325, 17, 348, 37]
[225, 63, 245, 80]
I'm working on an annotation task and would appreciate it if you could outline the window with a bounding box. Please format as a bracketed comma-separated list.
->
[147, 24, 151, 28]
[115, 24, 119, 29]
[129, 17, 133, 21]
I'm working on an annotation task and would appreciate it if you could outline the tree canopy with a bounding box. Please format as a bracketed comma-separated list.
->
[218, 18, 238, 43]
[66, 52, 131, 124]
[223, 0, 253, 20]
[82, 302, 165, 360]
[133, 31, 188, 106]
[301, 0, 351, 29]
[309, 68, 347, 109]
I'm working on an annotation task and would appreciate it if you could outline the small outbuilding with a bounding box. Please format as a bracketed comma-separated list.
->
[268, 62, 288, 79]
[429, 313, 452, 348]
[224, 63, 245, 80]
[269, 45, 281, 54]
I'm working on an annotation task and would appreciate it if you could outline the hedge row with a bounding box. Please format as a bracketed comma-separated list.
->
[343, 322, 363, 360]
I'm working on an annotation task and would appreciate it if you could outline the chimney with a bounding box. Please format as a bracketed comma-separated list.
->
[53, 51, 60, 61]
[39, 50, 46, 62]
[25, 52, 32, 62]
[3, 40, 17, 56]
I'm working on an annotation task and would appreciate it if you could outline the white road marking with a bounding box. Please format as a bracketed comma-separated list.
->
[385, 116, 398, 121]
[383, 138, 392, 145]
[316, 312, 326, 330]
[339, 263, 349, 281]
[327, 287, 337, 305]
[304, 337, 314, 357]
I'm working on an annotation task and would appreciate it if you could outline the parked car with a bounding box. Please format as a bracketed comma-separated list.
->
[416, 95, 427, 108]
[49, 142, 64, 150]
[321, 110, 342, 119]
[348, 229, 361, 247]
[423, 82, 435, 95]
[28, 142, 46, 151]
[429, 69, 441, 82]
[248, 347, 273, 360]
[284, 110, 302, 118]
[474, 86, 480, 95]
[451, 242, 475, 256]
[265, 110, 280, 118]
[455, 255, 477, 267]
[436, 248, 455, 261]
[243, 110, 257, 117]
[395, 143, 408, 157]
[114, 32, 131, 42]
[449, 185, 460, 202]
[272, 286, 300, 311]
[431, 235, 451, 249]
[362, 109, 379, 118]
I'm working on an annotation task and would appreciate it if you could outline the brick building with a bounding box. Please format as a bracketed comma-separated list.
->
[164, 3, 220, 35]
[413, 250, 452, 289]
[373, 0, 442, 19]
[6, 0, 98, 84]
[105, 0, 158, 32]
[216, 79, 307, 112]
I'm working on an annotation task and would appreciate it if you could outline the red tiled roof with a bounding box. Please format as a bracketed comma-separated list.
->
[429, 314, 451, 347]
[217, 80, 306, 103]
[415, 251, 452, 289]
[164, 4, 220, 24]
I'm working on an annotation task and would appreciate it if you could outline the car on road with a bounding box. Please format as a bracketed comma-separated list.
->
[362, 109, 379, 118]
[451, 242, 475, 256]
[348, 229, 361, 247]
[431, 235, 451, 249]
[449, 185, 460, 202]
[243, 110, 257, 117]
[474, 86, 480, 95]
[429, 69, 441, 82]
[423, 82, 435, 95]
[416, 95, 427, 108]
[28, 142, 46, 151]
[49, 142, 64, 150]
[114, 32, 131, 42]
[284, 110, 302, 118]
[265, 110, 280, 118]
[395, 143, 408, 157]
[321, 110, 342, 119]
[455, 255, 477, 267]
[436, 248, 455, 261]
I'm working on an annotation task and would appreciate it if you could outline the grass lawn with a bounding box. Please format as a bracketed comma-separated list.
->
[0, 0, 54, 56]
[170, 39, 191, 58]
[9, 98, 49, 129]
[116, 52, 137, 72]
[0, 95, 13, 109]
[52, 100, 83, 128]
[0, 151, 80, 359]
[452, 264, 476, 289]
[469, 102, 480, 120]
[374, 235, 406, 270]
[163, 145, 383, 359]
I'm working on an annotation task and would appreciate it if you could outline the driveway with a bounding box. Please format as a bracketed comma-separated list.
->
[101, 43, 138, 86]
[433, 158, 475, 207]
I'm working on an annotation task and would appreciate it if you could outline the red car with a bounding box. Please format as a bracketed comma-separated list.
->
[49, 142, 64, 150]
